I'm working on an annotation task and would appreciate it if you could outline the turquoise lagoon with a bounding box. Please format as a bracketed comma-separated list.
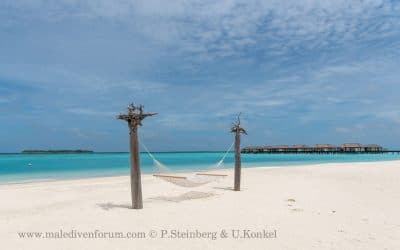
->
[1, 152, 400, 183]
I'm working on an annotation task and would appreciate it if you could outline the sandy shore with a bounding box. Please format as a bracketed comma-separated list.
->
[1, 161, 400, 250]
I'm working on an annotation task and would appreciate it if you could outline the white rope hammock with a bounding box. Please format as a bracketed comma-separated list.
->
[141, 141, 233, 188]
[152, 174, 220, 188]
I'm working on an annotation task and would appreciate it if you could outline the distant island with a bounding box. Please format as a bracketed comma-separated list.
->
[21, 150, 93, 154]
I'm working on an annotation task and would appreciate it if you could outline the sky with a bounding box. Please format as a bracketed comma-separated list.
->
[0, 0, 400, 152]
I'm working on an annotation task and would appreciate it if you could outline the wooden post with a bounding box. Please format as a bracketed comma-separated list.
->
[118, 103, 156, 209]
[234, 129, 241, 191]
[231, 114, 247, 191]
[128, 122, 142, 209]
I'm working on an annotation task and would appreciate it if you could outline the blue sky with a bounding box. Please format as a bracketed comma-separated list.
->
[1, 0, 400, 152]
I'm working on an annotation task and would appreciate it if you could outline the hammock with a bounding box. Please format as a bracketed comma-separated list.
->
[152, 174, 227, 188]
[141, 141, 233, 188]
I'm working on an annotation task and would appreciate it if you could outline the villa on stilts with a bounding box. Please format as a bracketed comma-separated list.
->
[241, 143, 387, 154]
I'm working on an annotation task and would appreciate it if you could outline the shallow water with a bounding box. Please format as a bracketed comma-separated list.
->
[1, 152, 400, 183]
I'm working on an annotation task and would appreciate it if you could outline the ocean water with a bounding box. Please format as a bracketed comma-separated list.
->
[1, 152, 400, 183]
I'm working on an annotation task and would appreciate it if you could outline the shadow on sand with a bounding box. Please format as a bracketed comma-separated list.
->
[212, 186, 234, 191]
[97, 192, 216, 209]
[149, 191, 216, 203]
[97, 202, 132, 210]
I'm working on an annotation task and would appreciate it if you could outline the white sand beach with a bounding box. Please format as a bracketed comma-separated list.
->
[1, 161, 400, 250]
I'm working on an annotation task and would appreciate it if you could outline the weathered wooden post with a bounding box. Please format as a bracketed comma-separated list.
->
[117, 103, 156, 209]
[231, 114, 247, 191]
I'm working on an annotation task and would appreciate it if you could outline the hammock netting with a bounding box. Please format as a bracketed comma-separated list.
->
[141, 141, 233, 188]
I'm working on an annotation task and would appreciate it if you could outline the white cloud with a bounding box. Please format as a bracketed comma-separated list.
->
[66, 108, 116, 116]
[0, 97, 10, 103]
[375, 111, 400, 124]
[3, 0, 399, 61]
[1, 0, 400, 150]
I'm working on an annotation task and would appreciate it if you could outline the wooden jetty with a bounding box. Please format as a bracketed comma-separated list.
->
[242, 143, 400, 154]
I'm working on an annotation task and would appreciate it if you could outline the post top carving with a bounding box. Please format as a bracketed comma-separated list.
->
[231, 113, 247, 135]
[117, 103, 157, 127]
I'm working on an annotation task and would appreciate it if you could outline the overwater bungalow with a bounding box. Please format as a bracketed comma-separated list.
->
[362, 144, 383, 152]
[341, 143, 364, 152]
[274, 145, 290, 153]
[242, 143, 384, 154]
[315, 144, 340, 153]
[291, 144, 313, 152]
